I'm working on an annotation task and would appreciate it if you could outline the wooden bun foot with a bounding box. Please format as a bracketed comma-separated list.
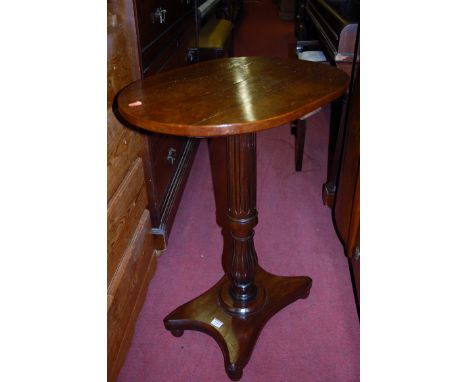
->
[171, 329, 184, 337]
[226, 363, 243, 381]
[301, 283, 312, 299]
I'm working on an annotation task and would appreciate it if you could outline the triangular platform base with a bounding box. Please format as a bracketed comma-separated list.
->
[164, 266, 312, 380]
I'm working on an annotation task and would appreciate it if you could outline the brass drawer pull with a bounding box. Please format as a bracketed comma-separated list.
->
[166, 147, 177, 165]
[151, 8, 166, 24]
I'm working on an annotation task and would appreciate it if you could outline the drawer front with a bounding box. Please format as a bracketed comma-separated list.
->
[107, 157, 148, 285]
[144, 9, 196, 76]
[135, 0, 168, 49]
[143, 29, 180, 77]
[135, 0, 194, 51]
[107, 209, 156, 379]
[159, 13, 197, 72]
[141, 8, 195, 74]
[150, 134, 188, 204]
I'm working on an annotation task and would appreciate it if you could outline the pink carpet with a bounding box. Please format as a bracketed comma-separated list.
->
[117, 1, 359, 380]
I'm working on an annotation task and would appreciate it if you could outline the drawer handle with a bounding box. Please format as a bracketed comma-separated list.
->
[151, 8, 167, 24]
[166, 147, 177, 165]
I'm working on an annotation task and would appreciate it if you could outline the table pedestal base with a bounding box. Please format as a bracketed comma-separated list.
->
[164, 266, 312, 380]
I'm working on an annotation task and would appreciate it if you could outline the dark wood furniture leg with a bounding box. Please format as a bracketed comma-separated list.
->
[294, 119, 306, 171]
[164, 133, 312, 380]
[322, 95, 345, 206]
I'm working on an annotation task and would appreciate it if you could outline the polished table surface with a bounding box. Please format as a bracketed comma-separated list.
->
[117, 56, 348, 137]
[116, 56, 349, 380]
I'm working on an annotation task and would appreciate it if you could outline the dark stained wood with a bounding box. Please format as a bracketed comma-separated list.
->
[321, 28, 359, 206]
[297, 0, 359, 204]
[164, 132, 312, 379]
[219, 133, 265, 314]
[133, 0, 193, 72]
[164, 267, 311, 380]
[333, 68, 359, 313]
[322, 95, 345, 206]
[141, 8, 196, 77]
[142, 133, 199, 250]
[293, 118, 306, 171]
[131, 6, 200, 250]
[117, 57, 349, 137]
[116, 56, 348, 380]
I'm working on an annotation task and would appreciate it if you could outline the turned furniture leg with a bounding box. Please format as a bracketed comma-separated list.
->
[323, 95, 345, 206]
[291, 120, 297, 135]
[219, 133, 266, 315]
[294, 119, 306, 172]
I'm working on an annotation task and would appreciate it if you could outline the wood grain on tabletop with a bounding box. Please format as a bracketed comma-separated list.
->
[117, 56, 349, 137]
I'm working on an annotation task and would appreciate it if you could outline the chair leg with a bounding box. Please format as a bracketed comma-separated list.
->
[290, 120, 297, 135]
[295, 119, 306, 171]
[322, 95, 346, 206]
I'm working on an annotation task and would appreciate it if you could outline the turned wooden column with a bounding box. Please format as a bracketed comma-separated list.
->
[219, 133, 266, 315]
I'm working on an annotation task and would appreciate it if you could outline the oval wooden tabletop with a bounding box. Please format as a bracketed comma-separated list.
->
[116, 57, 349, 137]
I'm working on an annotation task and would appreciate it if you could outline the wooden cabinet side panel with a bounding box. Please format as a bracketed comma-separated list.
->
[107, 158, 148, 284]
[108, 0, 141, 107]
[333, 69, 359, 250]
[109, 254, 157, 382]
[108, 0, 143, 201]
[108, 111, 144, 201]
[107, 0, 159, 379]
[107, 209, 157, 381]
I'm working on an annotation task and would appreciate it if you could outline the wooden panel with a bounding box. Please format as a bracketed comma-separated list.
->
[107, 157, 148, 284]
[107, 110, 144, 201]
[107, 0, 141, 107]
[109, 254, 157, 382]
[108, 0, 144, 201]
[108, 209, 156, 381]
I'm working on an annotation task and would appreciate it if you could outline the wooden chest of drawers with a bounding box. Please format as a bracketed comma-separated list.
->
[107, 0, 199, 380]
[135, 0, 195, 72]
[133, 2, 199, 250]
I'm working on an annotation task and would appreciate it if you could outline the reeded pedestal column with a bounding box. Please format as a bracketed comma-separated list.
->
[164, 133, 312, 380]
[219, 133, 266, 316]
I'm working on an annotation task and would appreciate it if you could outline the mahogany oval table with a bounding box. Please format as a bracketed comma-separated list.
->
[116, 57, 349, 380]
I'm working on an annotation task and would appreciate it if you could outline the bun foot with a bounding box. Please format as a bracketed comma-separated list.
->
[226, 363, 243, 381]
[301, 280, 313, 299]
[171, 329, 184, 337]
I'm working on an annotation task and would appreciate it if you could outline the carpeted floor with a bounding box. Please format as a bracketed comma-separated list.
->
[117, 1, 360, 381]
